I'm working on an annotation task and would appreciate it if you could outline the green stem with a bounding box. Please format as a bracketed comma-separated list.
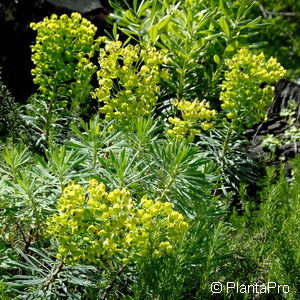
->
[158, 174, 176, 201]
[213, 124, 234, 196]
[26, 190, 41, 232]
[221, 124, 234, 158]
[45, 92, 55, 148]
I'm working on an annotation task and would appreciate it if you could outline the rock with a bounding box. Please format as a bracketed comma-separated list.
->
[269, 79, 300, 117]
[267, 122, 285, 132]
[278, 142, 300, 158]
[246, 79, 300, 163]
[0, 0, 111, 104]
[46, 0, 102, 14]
[244, 128, 255, 138]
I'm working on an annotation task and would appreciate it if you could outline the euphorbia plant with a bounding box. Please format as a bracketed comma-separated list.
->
[91, 40, 169, 130]
[220, 47, 286, 129]
[46, 179, 188, 266]
[30, 13, 99, 113]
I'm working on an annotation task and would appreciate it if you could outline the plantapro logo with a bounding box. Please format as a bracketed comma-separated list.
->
[211, 281, 290, 294]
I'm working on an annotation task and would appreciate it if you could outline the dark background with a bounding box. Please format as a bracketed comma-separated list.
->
[0, 0, 112, 104]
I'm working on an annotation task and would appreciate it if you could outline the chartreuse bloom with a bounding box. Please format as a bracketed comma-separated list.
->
[46, 179, 188, 266]
[30, 13, 100, 111]
[167, 99, 217, 142]
[220, 48, 286, 128]
[91, 40, 169, 129]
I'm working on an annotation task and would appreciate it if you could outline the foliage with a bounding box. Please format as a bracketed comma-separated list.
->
[21, 94, 72, 150]
[167, 99, 217, 142]
[30, 13, 99, 113]
[4, 246, 101, 299]
[251, 0, 300, 79]
[0, 75, 39, 151]
[0, 144, 59, 253]
[260, 99, 300, 155]
[197, 122, 261, 196]
[46, 179, 188, 266]
[109, 0, 263, 105]
[220, 47, 286, 129]
[260, 134, 282, 153]
[91, 39, 168, 129]
[226, 155, 300, 298]
[280, 100, 300, 151]
[1, 1, 300, 299]
[0, 75, 21, 141]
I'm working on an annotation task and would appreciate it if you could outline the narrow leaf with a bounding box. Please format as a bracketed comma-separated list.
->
[137, 0, 151, 17]
[213, 54, 221, 64]
[157, 15, 171, 31]
[219, 16, 230, 38]
[236, 0, 248, 21]
[149, 25, 158, 43]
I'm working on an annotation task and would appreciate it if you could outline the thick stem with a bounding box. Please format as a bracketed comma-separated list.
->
[44, 90, 56, 148]
[16, 222, 31, 253]
[100, 264, 127, 300]
[158, 176, 175, 202]
[212, 124, 234, 196]
[44, 261, 64, 291]
[221, 124, 233, 158]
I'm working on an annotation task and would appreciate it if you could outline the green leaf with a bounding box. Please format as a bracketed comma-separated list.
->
[241, 16, 262, 29]
[219, 0, 230, 20]
[150, 0, 158, 20]
[113, 23, 118, 40]
[213, 54, 221, 64]
[236, 0, 248, 21]
[124, 10, 136, 22]
[133, 0, 137, 12]
[119, 28, 139, 43]
[219, 16, 230, 38]
[149, 24, 158, 43]
[162, 0, 170, 9]
[108, 0, 121, 10]
[225, 42, 237, 52]
[168, 21, 183, 39]
[197, 11, 213, 29]
[203, 33, 222, 40]
[137, 0, 151, 17]
[157, 15, 171, 31]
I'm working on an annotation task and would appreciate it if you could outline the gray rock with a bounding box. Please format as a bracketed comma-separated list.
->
[246, 79, 300, 162]
[267, 122, 285, 132]
[46, 0, 102, 14]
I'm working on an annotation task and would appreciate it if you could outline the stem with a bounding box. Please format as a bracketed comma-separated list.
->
[16, 222, 31, 253]
[221, 124, 233, 158]
[45, 92, 55, 148]
[93, 143, 97, 172]
[100, 264, 126, 300]
[26, 189, 42, 233]
[177, 65, 187, 101]
[44, 261, 64, 291]
[213, 124, 234, 196]
[158, 175, 175, 201]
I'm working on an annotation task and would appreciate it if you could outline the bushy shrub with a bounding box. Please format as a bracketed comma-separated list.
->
[220, 47, 286, 128]
[1, 1, 299, 299]
[30, 13, 99, 112]
[47, 179, 188, 265]
[91, 40, 168, 129]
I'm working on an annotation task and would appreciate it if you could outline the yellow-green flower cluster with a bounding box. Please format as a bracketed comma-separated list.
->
[46, 179, 188, 266]
[220, 47, 286, 128]
[91, 41, 169, 129]
[30, 13, 99, 110]
[167, 99, 217, 142]
[125, 196, 188, 259]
